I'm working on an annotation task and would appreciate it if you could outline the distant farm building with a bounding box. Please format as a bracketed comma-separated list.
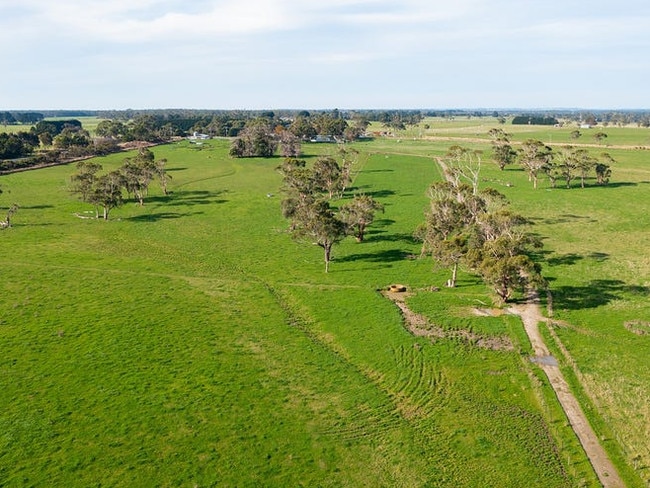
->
[189, 131, 210, 141]
[310, 135, 336, 143]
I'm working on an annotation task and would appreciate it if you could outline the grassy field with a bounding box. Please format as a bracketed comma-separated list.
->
[356, 124, 650, 486]
[0, 124, 648, 486]
[0, 116, 106, 136]
[369, 116, 650, 147]
[0, 124, 36, 134]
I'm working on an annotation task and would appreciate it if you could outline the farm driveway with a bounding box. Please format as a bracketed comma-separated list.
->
[508, 297, 624, 488]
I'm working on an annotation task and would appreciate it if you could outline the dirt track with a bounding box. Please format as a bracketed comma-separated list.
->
[385, 286, 623, 486]
[508, 297, 624, 488]
[430, 152, 626, 487]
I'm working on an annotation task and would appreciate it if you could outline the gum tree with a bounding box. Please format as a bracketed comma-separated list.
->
[339, 194, 384, 242]
[519, 139, 553, 189]
[289, 199, 346, 273]
[488, 129, 517, 171]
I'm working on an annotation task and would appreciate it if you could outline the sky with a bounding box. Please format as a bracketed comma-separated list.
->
[1, 0, 649, 110]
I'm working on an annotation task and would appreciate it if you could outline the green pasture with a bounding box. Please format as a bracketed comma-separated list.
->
[0, 116, 106, 136]
[369, 116, 650, 148]
[0, 129, 648, 486]
[0, 124, 34, 134]
[356, 128, 650, 486]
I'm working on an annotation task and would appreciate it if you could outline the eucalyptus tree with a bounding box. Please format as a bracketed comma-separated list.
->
[155, 158, 171, 195]
[441, 145, 482, 194]
[289, 199, 346, 273]
[339, 194, 383, 242]
[418, 166, 543, 300]
[70, 161, 125, 220]
[229, 119, 278, 157]
[277, 159, 317, 228]
[90, 170, 125, 220]
[467, 210, 544, 303]
[70, 161, 103, 206]
[549, 146, 577, 189]
[593, 131, 608, 144]
[121, 148, 157, 206]
[417, 181, 483, 287]
[312, 156, 344, 199]
[549, 146, 596, 189]
[519, 139, 553, 189]
[336, 147, 359, 196]
[488, 128, 517, 170]
[278, 156, 355, 272]
[279, 130, 301, 158]
[595, 153, 614, 185]
[574, 148, 597, 188]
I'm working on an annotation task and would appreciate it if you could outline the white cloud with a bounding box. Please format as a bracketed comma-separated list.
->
[2, 0, 650, 109]
[518, 15, 650, 46]
[6, 0, 485, 43]
[8, 0, 298, 42]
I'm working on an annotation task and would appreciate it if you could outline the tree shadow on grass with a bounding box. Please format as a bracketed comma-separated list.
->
[545, 181, 638, 190]
[14, 204, 55, 210]
[346, 188, 396, 199]
[530, 214, 597, 225]
[364, 231, 419, 245]
[337, 248, 412, 263]
[125, 211, 205, 222]
[372, 218, 396, 228]
[601, 182, 638, 189]
[546, 253, 584, 266]
[551, 279, 649, 311]
[544, 251, 610, 267]
[147, 189, 228, 207]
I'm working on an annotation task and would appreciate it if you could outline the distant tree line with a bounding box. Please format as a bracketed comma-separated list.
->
[0, 119, 100, 171]
[511, 115, 559, 126]
[4, 107, 650, 173]
[229, 111, 371, 158]
[16, 108, 650, 128]
[0, 112, 44, 125]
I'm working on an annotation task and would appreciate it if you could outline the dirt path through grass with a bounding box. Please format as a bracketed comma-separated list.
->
[508, 296, 624, 488]
[431, 151, 625, 486]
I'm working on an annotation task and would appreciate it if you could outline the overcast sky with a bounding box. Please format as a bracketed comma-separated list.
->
[2, 0, 649, 110]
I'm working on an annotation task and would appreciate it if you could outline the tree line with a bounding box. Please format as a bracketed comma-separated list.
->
[0, 112, 44, 125]
[229, 112, 373, 158]
[488, 129, 614, 189]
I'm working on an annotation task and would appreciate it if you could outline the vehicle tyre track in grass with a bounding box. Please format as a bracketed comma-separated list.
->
[508, 293, 625, 488]
[259, 280, 450, 443]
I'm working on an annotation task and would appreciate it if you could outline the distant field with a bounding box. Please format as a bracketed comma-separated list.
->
[0, 121, 648, 486]
[0, 123, 34, 134]
[0, 116, 106, 135]
[368, 117, 650, 147]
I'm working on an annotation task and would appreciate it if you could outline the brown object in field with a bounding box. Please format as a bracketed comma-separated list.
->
[388, 284, 407, 292]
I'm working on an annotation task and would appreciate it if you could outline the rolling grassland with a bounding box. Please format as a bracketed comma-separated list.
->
[1, 124, 648, 486]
